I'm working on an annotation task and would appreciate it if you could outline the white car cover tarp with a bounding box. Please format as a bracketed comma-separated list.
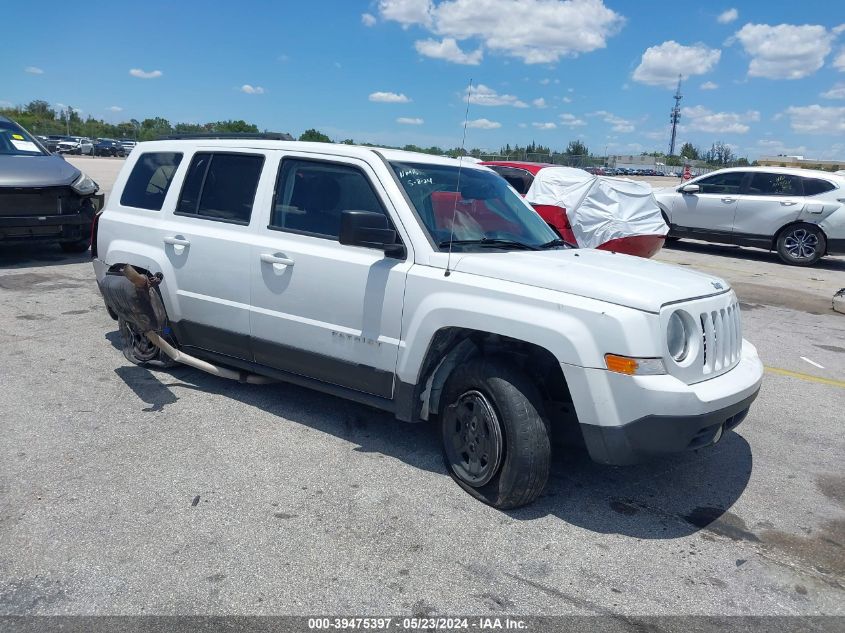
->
[524, 166, 668, 249]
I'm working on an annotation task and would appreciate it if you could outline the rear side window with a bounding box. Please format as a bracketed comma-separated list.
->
[696, 172, 745, 195]
[747, 172, 802, 196]
[801, 177, 835, 196]
[487, 166, 535, 195]
[270, 159, 386, 239]
[176, 152, 264, 224]
[120, 152, 183, 210]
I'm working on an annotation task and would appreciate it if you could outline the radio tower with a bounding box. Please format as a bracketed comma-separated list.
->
[668, 74, 682, 156]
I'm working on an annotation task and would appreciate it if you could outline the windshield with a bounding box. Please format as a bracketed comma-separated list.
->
[390, 161, 560, 250]
[0, 120, 48, 156]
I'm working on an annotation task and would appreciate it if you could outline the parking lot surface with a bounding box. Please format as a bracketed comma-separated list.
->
[0, 159, 843, 616]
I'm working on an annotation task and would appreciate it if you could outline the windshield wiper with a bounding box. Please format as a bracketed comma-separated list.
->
[437, 238, 540, 251]
[538, 238, 574, 249]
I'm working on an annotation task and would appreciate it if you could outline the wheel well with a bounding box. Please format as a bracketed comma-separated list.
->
[774, 221, 828, 253]
[413, 328, 577, 438]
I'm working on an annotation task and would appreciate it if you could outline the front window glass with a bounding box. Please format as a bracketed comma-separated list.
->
[695, 172, 745, 195]
[390, 161, 559, 250]
[0, 120, 48, 156]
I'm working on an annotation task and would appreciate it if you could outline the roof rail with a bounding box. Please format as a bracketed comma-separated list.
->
[158, 132, 295, 141]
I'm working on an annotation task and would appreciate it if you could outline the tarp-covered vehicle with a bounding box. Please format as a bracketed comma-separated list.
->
[482, 161, 668, 258]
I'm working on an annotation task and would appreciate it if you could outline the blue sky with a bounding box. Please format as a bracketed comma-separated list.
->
[3, 0, 845, 159]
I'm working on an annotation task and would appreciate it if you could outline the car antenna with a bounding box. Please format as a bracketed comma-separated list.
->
[445, 78, 473, 278]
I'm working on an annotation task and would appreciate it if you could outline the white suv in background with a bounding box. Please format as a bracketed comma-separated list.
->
[91, 138, 763, 509]
[654, 166, 845, 266]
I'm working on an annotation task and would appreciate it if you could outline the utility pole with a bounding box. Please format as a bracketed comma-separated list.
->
[65, 107, 70, 136]
[668, 75, 682, 157]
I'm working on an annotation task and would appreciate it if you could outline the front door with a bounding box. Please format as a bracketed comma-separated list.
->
[671, 171, 747, 241]
[249, 154, 411, 398]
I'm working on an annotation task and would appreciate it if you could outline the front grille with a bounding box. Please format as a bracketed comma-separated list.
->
[700, 302, 742, 376]
[0, 187, 71, 217]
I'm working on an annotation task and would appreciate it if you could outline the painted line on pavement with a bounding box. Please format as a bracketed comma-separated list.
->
[765, 366, 844, 388]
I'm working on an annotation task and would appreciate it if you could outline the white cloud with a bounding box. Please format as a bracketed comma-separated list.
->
[717, 8, 738, 24]
[369, 91, 412, 103]
[240, 84, 265, 94]
[129, 68, 163, 79]
[466, 118, 501, 129]
[783, 105, 845, 134]
[559, 113, 587, 127]
[835, 48, 845, 72]
[700, 81, 719, 90]
[361, 13, 377, 26]
[532, 122, 557, 129]
[735, 23, 833, 80]
[633, 41, 721, 88]
[107, 106, 123, 112]
[380, 0, 624, 64]
[562, 96, 573, 103]
[397, 117, 424, 125]
[378, 0, 433, 27]
[539, 78, 551, 85]
[822, 84, 845, 100]
[415, 38, 482, 65]
[518, 123, 527, 128]
[24, 66, 44, 75]
[532, 97, 548, 108]
[589, 110, 634, 132]
[467, 84, 527, 107]
[682, 105, 760, 134]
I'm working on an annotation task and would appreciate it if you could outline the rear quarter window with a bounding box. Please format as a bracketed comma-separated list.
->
[120, 152, 183, 210]
[801, 177, 836, 196]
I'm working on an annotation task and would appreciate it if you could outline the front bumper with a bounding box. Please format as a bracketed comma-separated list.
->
[565, 340, 764, 465]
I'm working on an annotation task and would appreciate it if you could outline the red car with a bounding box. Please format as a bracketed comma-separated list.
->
[481, 161, 666, 258]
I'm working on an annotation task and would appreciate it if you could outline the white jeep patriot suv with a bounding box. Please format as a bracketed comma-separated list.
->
[92, 138, 763, 509]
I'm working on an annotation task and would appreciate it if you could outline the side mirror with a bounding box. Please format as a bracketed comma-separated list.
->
[680, 184, 700, 194]
[339, 210, 405, 258]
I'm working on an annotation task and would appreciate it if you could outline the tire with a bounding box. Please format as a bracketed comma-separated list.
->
[776, 224, 826, 266]
[440, 355, 550, 509]
[60, 239, 91, 253]
[118, 316, 176, 368]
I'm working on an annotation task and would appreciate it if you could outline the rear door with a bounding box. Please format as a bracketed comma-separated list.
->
[670, 171, 747, 241]
[160, 149, 271, 360]
[734, 172, 804, 242]
[249, 153, 411, 398]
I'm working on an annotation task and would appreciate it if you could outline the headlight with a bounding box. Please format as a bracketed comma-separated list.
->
[71, 172, 98, 196]
[667, 311, 691, 362]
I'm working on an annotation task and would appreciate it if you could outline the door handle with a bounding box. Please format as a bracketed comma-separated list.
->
[163, 236, 191, 247]
[721, 197, 735, 203]
[780, 200, 798, 206]
[260, 253, 295, 267]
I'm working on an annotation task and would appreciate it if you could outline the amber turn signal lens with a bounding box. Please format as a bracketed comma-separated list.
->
[605, 354, 639, 375]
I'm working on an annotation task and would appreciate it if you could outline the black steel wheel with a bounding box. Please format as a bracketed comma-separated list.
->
[443, 390, 504, 487]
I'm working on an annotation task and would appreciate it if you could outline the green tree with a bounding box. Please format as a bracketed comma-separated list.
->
[299, 128, 331, 142]
[564, 140, 589, 156]
[679, 142, 700, 161]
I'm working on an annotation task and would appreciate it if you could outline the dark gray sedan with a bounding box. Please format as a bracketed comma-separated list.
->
[0, 116, 100, 252]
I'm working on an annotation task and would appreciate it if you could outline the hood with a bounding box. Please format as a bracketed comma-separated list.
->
[451, 248, 730, 313]
[0, 155, 81, 188]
